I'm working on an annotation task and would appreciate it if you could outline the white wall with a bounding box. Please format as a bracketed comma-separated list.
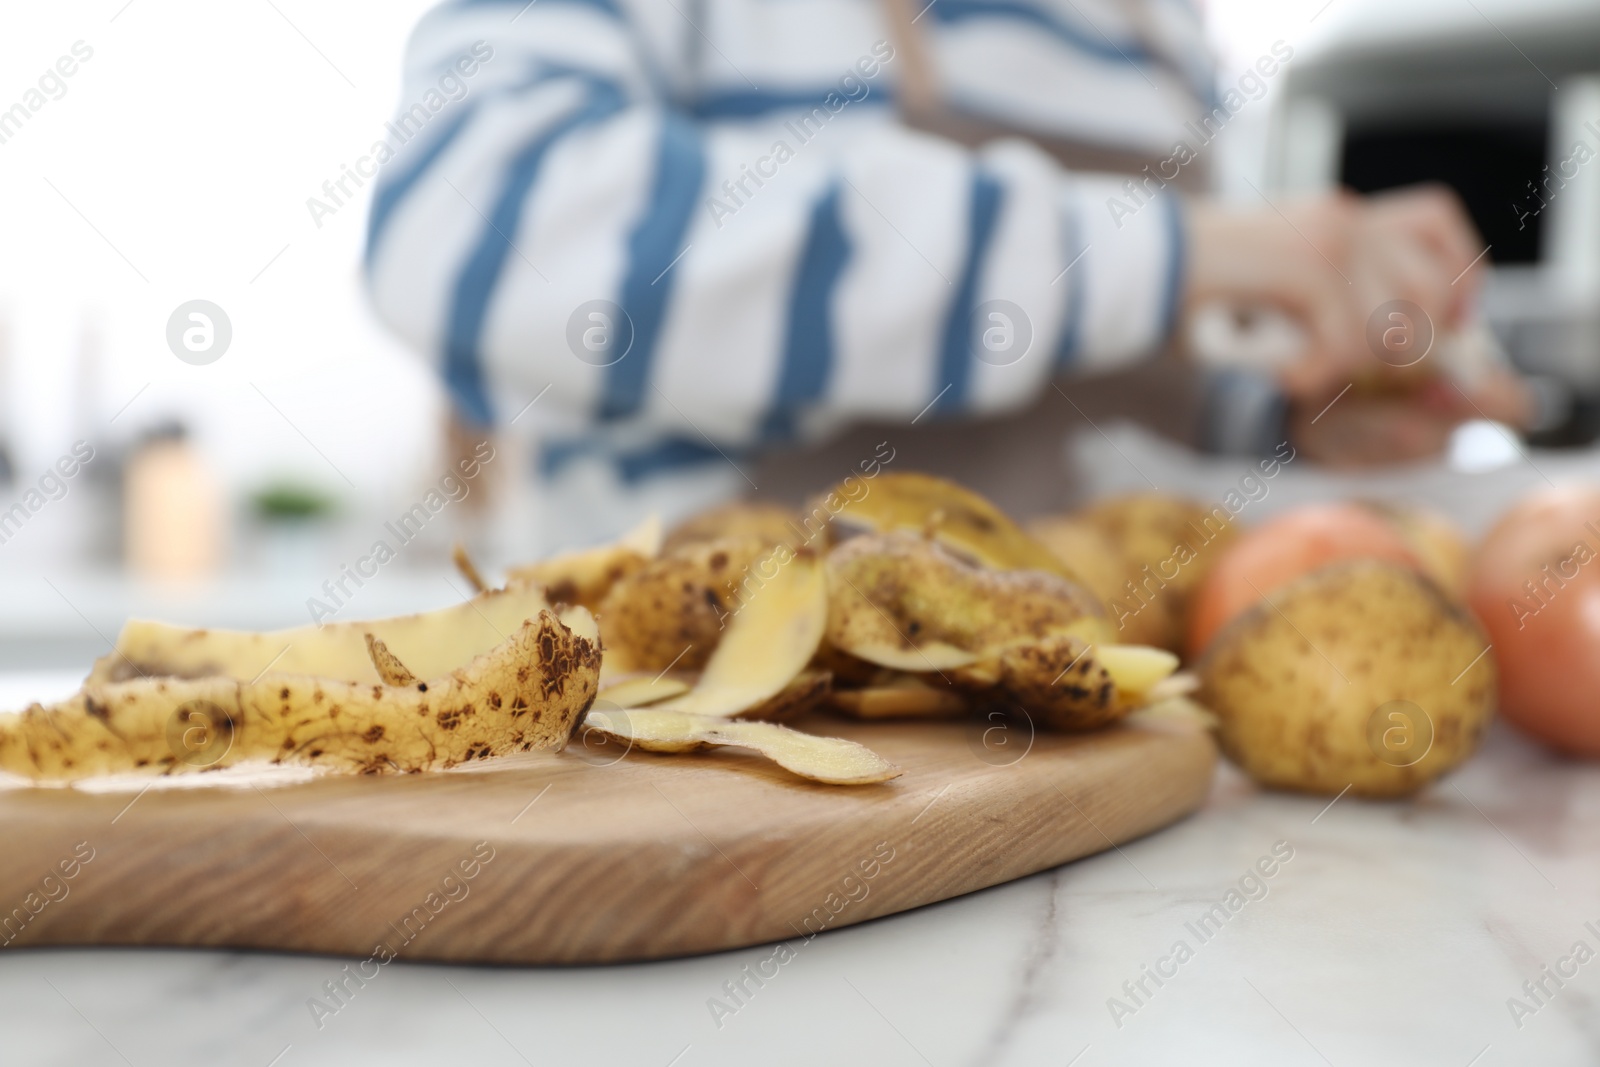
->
[0, 0, 443, 504]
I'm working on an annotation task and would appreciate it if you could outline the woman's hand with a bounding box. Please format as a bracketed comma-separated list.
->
[1289, 368, 1535, 468]
[1185, 184, 1490, 398]
[1185, 184, 1535, 466]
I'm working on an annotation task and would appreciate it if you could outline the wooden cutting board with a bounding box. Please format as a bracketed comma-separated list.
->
[0, 713, 1215, 964]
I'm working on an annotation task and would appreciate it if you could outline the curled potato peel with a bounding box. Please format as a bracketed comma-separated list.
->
[825, 532, 1176, 730]
[0, 610, 601, 781]
[584, 708, 900, 785]
[664, 501, 819, 552]
[509, 515, 663, 611]
[826, 532, 1111, 662]
[596, 536, 774, 677]
[91, 584, 557, 689]
[820, 471, 1081, 579]
[647, 546, 829, 718]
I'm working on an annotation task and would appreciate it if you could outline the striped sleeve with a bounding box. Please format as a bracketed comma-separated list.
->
[364, 0, 1193, 448]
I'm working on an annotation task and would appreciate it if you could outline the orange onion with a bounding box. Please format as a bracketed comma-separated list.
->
[1187, 502, 1420, 658]
[1467, 485, 1600, 756]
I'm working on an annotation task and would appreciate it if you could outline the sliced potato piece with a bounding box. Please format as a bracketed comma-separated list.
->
[584, 708, 900, 785]
[1096, 645, 1181, 701]
[1, 610, 600, 781]
[90, 584, 554, 688]
[650, 547, 828, 717]
[1126, 692, 1220, 730]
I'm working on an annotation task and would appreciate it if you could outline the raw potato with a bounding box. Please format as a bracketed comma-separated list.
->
[820, 472, 1081, 579]
[664, 501, 819, 552]
[649, 547, 829, 717]
[0, 610, 601, 781]
[509, 515, 663, 611]
[1027, 516, 1127, 611]
[90, 584, 557, 688]
[583, 708, 900, 785]
[1199, 561, 1494, 797]
[1362, 501, 1470, 598]
[1074, 493, 1239, 652]
[596, 536, 774, 677]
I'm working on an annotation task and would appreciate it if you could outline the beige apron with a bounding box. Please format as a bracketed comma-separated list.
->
[752, 0, 1211, 518]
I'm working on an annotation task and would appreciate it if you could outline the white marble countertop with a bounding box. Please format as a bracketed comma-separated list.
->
[3, 660, 1598, 1067]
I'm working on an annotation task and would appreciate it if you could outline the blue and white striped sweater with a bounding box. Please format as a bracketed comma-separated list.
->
[365, 0, 1212, 540]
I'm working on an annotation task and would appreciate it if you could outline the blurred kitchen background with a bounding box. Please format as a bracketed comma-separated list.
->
[0, 0, 1597, 676]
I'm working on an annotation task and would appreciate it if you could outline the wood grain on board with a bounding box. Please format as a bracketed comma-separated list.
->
[0, 713, 1215, 964]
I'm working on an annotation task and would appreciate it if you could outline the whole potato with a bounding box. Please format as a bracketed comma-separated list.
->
[1363, 501, 1470, 599]
[1199, 560, 1494, 797]
[1026, 516, 1126, 609]
[1073, 493, 1240, 653]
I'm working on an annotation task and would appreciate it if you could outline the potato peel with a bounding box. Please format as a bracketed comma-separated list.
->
[597, 675, 692, 709]
[596, 536, 775, 678]
[90, 584, 555, 689]
[509, 514, 662, 611]
[664, 501, 816, 552]
[648, 547, 828, 718]
[821, 471, 1079, 579]
[0, 610, 600, 781]
[826, 533, 1178, 730]
[830, 677, 968, 719]
[826, 532, 1110, 669]
[584, 708, 900, 785]
[364, 633, 420, 687]
[736, 669, 832, 721]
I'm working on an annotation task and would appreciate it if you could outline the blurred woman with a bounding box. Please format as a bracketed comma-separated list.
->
[364, 0, 1524, 548]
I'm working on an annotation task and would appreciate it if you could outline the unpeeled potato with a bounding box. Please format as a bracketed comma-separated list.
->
[1199, 560, 1494, 797]
[1361, 501, 1470, 598]
[1063, 494, 1239, 652]
[1025, 516, 1126, 613]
